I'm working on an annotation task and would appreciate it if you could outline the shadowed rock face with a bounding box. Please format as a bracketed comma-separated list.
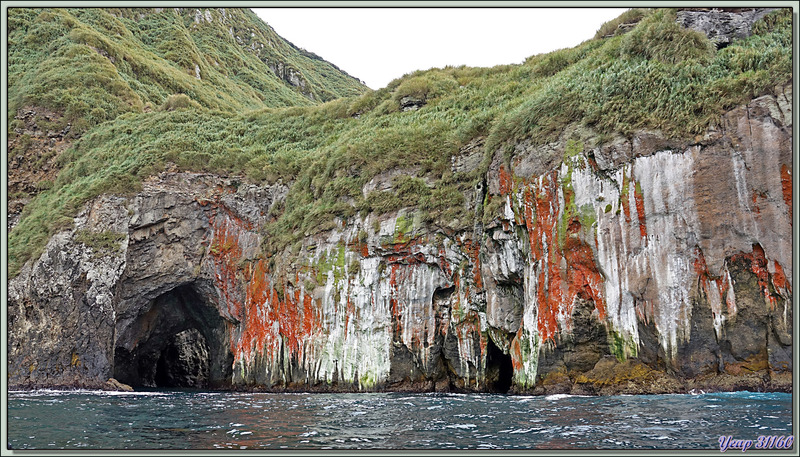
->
[8, 85, 791, 394]
[155, 329, 210, 388]
[112, 285, 228, 389]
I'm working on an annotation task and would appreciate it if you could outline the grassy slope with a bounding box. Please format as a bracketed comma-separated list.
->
[8, 8, 792, 276]
[7, 7, 366, 133]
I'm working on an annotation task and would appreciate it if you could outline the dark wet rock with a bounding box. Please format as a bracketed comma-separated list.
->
[155, 329, 210, 388]
[399, 95, 425, 111]
[103, 377, 134, 392]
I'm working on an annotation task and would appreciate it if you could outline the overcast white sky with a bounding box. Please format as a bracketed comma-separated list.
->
[254, 8, 629, 89]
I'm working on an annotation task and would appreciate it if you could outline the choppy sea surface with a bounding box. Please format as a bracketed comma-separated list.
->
[6, 390, 793, 450]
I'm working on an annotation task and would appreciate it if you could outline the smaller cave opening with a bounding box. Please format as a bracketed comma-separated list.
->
[486, 337, 513, 394]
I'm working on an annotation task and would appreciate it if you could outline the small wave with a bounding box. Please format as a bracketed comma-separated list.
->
[10, 389, 169, 397]
[545, 394, 590, 401]
[445, 424, 476, 429]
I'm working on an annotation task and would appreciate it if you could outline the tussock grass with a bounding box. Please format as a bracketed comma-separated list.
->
[7, 7, 367, 133]
[8, 8, 792, 277]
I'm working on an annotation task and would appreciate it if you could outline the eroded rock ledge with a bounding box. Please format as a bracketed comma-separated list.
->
[8, 88, 792, 395]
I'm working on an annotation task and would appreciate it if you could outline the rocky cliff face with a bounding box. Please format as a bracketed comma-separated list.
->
[8, 86, 792, 394]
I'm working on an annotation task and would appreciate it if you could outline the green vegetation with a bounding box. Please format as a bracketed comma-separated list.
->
[8, 8, 792, 277]
[74, 229, 127, 255]
[7, 7, 366, 134]
[391, 213, 416, 244]
[486, 8, 791, 151]
[315, 243, 347, 285]
[593, 8, 650, 39]
[609, 329, 639, 361]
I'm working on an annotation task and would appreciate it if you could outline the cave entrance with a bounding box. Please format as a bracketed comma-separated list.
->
[113, 284, 233, 389]
[486, 337, 513, 394]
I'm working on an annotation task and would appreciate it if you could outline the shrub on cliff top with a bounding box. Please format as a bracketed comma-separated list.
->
[159, 93, 201, 111]
[618, 9, 715, 64]
[594, 8, 650, 39]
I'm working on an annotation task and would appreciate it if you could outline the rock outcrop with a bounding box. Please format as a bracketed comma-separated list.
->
[676, 8, 777, 48]
[8, 85, 792, 394]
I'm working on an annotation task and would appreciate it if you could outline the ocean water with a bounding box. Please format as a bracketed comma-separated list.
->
[6, 390, 794, 450]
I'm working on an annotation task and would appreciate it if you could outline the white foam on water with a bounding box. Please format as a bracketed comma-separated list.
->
[445, 424, 476, 429]
[544, 394, 591, 400]
[10, 389, 170, 397]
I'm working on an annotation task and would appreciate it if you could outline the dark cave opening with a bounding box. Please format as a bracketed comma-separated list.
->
[153, 328, 210, 388]
[113, 284, 232, 389]
[486, 337, 514, 394]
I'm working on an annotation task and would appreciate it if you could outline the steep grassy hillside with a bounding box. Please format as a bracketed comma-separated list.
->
[7, 6, 367, 255]
[8, 7, 366, 129]
[8, 8, 792, 276]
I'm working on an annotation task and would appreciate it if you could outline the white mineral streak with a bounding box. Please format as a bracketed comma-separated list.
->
[517, 261, 540, 386]
[314, 251, 390, 389]
[485, 230, 523, 283]
[705, 278, 726, 340]
[632, 150, 699, 359]
[569, 149, 702, 360]
[731, 150, 758, 240]
[571, 164, 639, 355]
[503, 195, 516, 222]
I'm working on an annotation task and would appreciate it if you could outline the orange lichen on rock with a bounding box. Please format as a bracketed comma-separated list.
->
[771, 260, 788, 290]
[781, 164, 792, 219]
[437, 244, 452, 278]
[232, 258, 322, 368]
[389, 264, 402, 337]
[563, 233, 606, 320]
[693, 246, 733, 323]
[621, 172, 632, 223]
[498, 164, 513, 196]
[633, 180, 647, 239]
[510, 329, 524, 372]
[237, 260, 272, 363]
[208, 212, 246, 321]
[520, 171, 605, 343]
[729, 244, 784, 309]
[458, 238, 482, 289]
